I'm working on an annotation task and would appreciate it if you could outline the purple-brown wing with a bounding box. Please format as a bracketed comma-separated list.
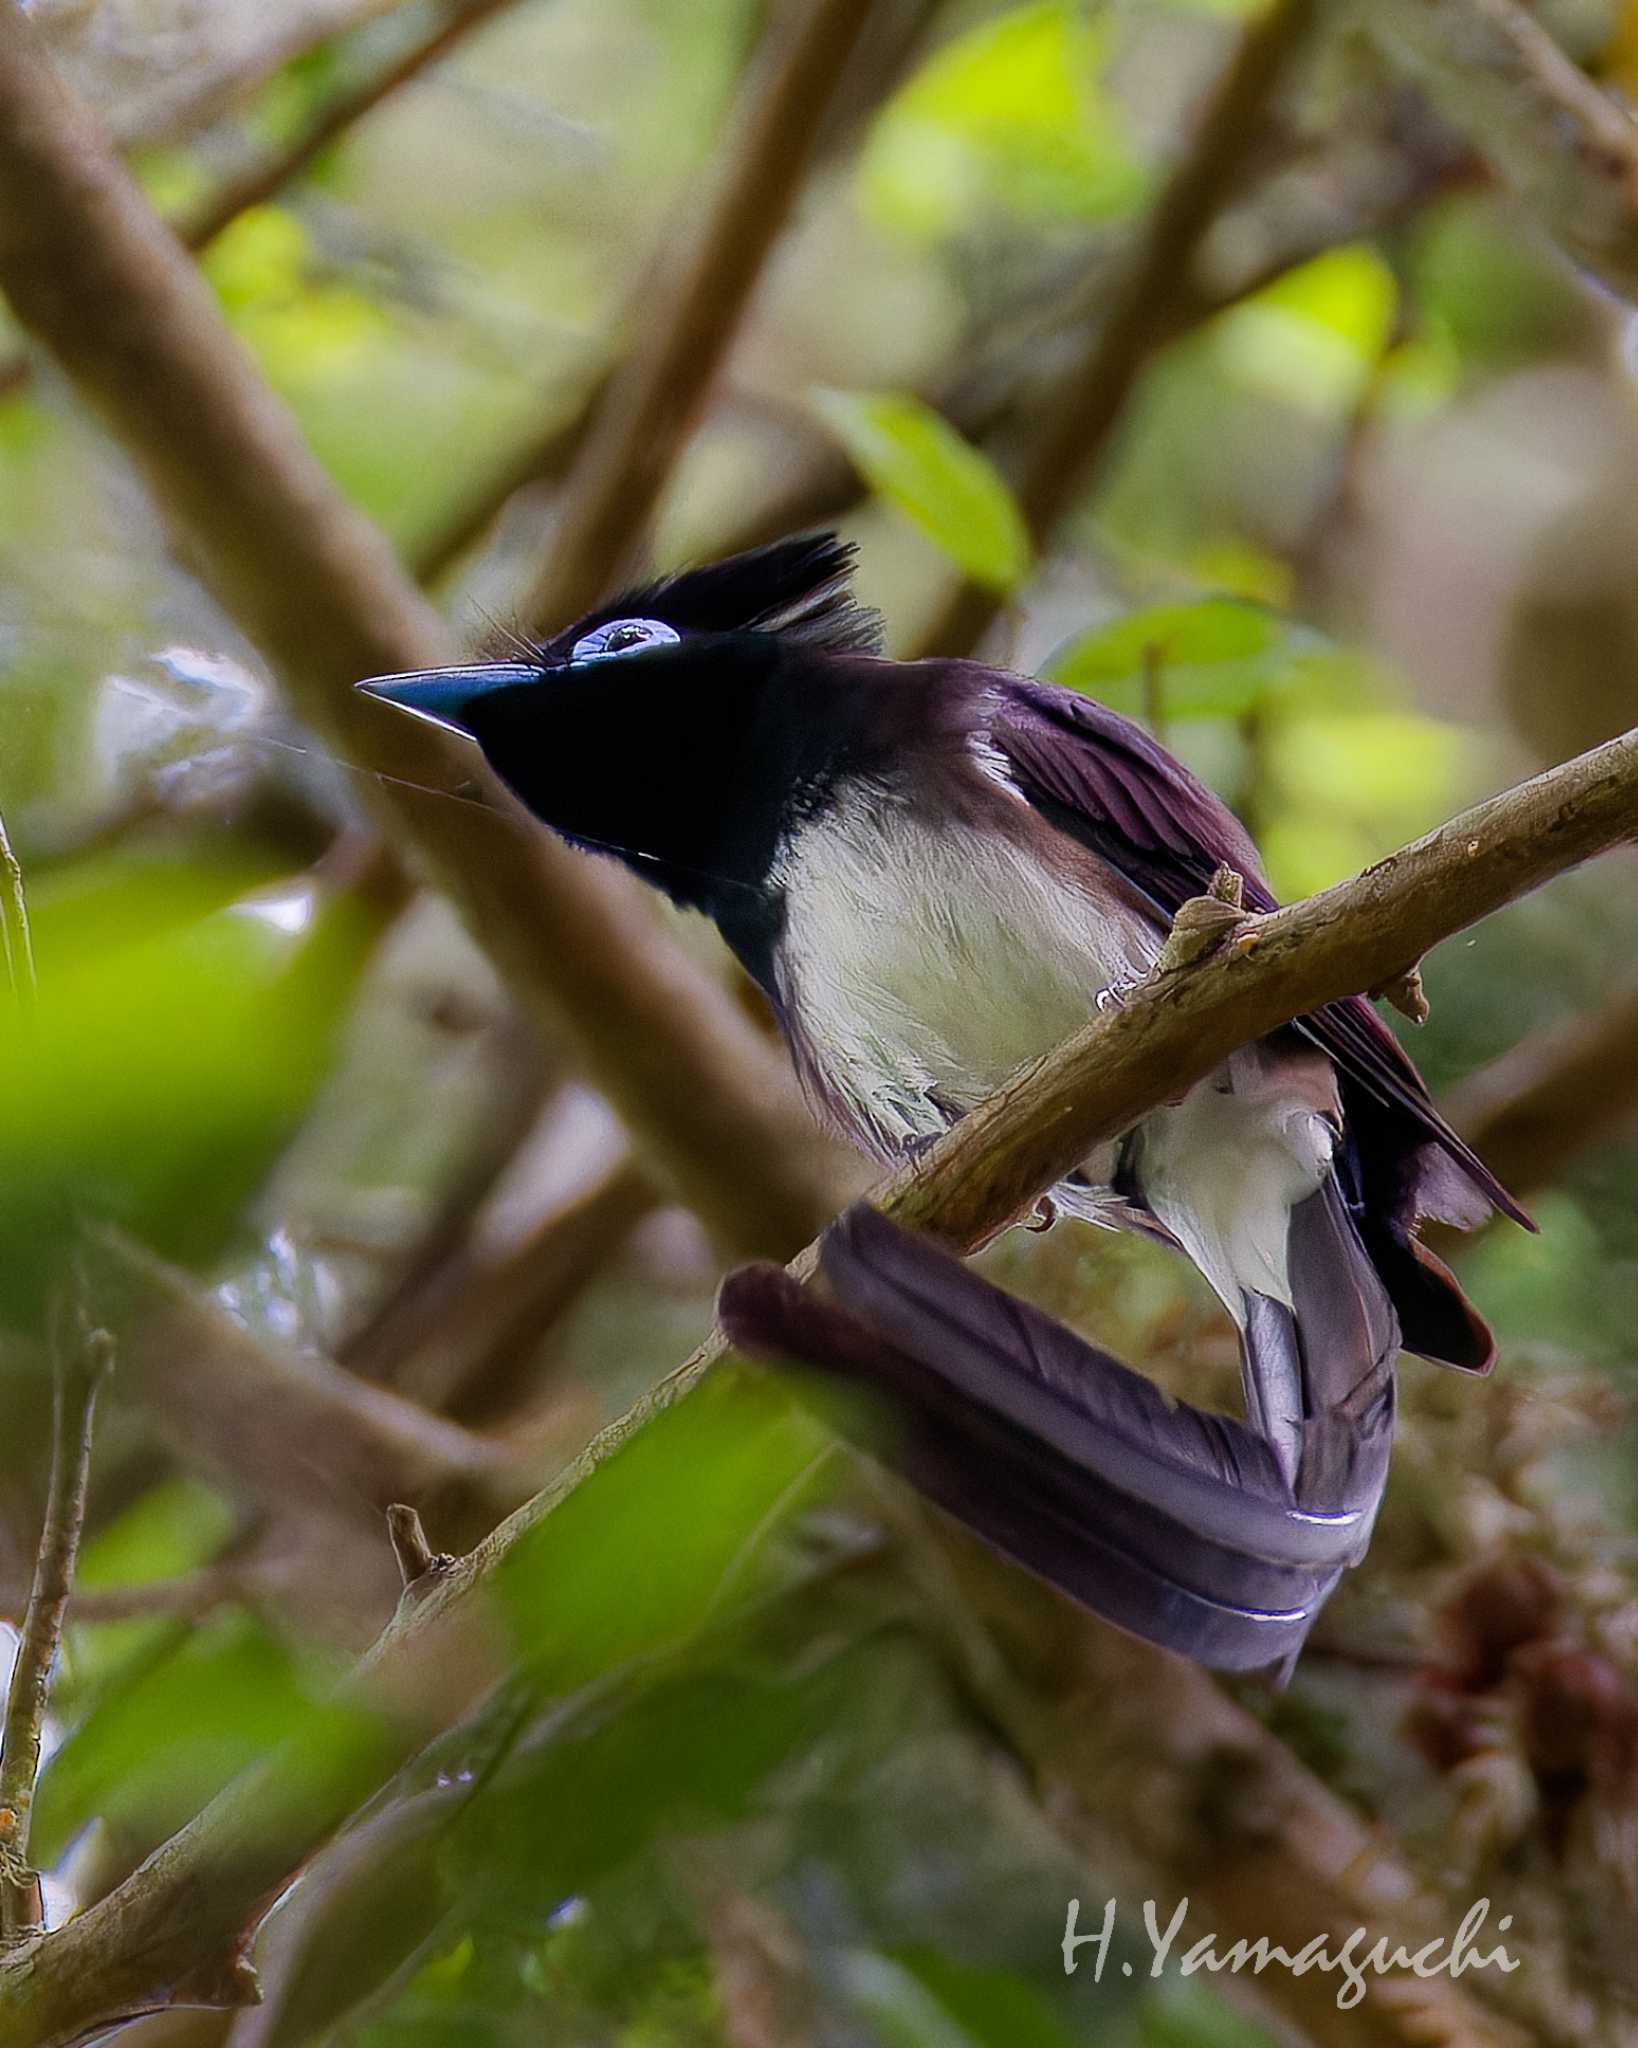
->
[986, 677, 1529, 1231]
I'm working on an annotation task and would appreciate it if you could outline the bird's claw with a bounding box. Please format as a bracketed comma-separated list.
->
[1095, 979, 1137, 1013]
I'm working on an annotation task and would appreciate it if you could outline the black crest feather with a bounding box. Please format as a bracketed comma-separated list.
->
[546, 533, 883, 657]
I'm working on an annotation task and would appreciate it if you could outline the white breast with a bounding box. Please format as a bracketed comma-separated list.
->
[773, 777, 1342, 1327]
[773, 780, 1160, 1159]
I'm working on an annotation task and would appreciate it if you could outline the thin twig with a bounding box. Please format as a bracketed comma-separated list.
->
[411, 0, 942, 590]
[1365, 0, 1638, 299]
[392, 1153, 661, 1423]
[0, 805, 34, 1015]
[517, 0, 875, 636]
[384, 1504, 453, 1592]
[915, 0, 1321, 659]
[0, 1284, 113, 1945]
[102, 0, 415, 152]
[0, 0, 525, 407]
[176, 0, 522, 249]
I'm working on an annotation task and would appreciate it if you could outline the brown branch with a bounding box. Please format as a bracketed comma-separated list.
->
[410, 0, 941, 590]
[0, 0, 525, 407]
[388, 1153, 663, 1423]
[88, 1230, 531, 1553]
[1366, 0, 1638, 300]
[337, 1020, 556, 1383]
[8, 714, 1636, 2048]
[0, 1285, 113, 1946]
[101, 0, 416, 152]
[0, 5, 860, 1259]
[383, 1503, 453, 1592]
[1440, 980, 1638, 1198]
[516, 0, 875, 637]
[915, 0, 1321, 660]
[2, 1560, 261, 1630]
[932, 1540, 1533, 2048]
[886, 729, 1638, 1247]
[175, 0, 522, 248]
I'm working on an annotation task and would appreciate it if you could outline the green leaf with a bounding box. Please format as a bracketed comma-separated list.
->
[1137, 1979, 1279, 2047]
[449, 1650, 863, 1915]
[66, 1477, 238, 1695]
[810, 389, 1031, 590]
[493, 1370, 833, 1689]
[0, 853, 378, 1318]
[858, 1, 1146, 237]
[1212, 246, 1397, 417]
[1042, 598, 1329, 720]
[839, 1952, 983, 2048]
[31, 1612, 356, 1862]
[890, 1948, 1088, 2048]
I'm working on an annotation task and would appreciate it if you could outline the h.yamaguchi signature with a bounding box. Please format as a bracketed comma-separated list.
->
[1062, 1896, 1519, 2012]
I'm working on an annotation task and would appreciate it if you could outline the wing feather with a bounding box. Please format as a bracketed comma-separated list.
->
[987, 678, 1528, 1226]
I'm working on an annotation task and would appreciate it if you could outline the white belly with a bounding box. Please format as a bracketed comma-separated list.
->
[774, 787, 1160, 1157]
[773, 783, 1340, 1322]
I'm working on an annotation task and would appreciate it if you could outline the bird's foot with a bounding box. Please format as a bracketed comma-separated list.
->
[1026, 1194, 1058, 1233]
[1094, 978, 1139, 1013]
[1152, 865, 1255, 976]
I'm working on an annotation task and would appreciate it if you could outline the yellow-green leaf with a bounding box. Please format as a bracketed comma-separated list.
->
[858, 1, 1146, 237]
[811, 388, 1031, 591]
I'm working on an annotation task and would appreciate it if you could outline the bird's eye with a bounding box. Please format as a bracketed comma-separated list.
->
[570, 617, 681, 661]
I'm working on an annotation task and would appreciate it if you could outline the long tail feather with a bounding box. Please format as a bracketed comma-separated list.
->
[718, 1203, 1397, 1673]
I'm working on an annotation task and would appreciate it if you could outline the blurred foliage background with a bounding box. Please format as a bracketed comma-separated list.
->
[6, 0, 1638, 2043]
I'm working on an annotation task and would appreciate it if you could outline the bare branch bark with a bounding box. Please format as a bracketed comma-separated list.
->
[516, 0, 875, 637]
[1365, 0, 1638, 299]
[0, 5, 859, 1259]
[915, 0, 1321, 660]
[89, 1230, 531, 1552]
[6, 710, 1634, 2048]
[383, 1503, 453, 1592]
[387, 1153, 662, 1423]
[0, 1284, 112, 1945]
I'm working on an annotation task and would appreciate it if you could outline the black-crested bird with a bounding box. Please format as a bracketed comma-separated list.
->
[358, 534, 1526, 1670]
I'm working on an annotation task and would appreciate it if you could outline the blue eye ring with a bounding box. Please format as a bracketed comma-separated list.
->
[570, 617, 681, 662]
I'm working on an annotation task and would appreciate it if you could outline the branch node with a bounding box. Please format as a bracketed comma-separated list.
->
[1372, 962, 1431, 1025]
[386, 1504, 456, 1593]
[1152, 869, 1252, 975]
[172, 1945, 263, 2011]
[0, 1273, 110, 1935]
[0, 1854, 42, 1945]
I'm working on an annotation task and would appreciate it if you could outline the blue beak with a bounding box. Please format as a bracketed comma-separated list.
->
[355, 663, 542, 737]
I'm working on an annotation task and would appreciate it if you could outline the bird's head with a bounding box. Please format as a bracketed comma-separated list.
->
[355, 531, 881, 746]
[355, 534, 886, 929]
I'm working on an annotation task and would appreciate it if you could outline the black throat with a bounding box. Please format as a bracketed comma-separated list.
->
[462, 635, 923, 992]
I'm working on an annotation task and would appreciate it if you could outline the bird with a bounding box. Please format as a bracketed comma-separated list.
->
[358, 533, 1527, 1671]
